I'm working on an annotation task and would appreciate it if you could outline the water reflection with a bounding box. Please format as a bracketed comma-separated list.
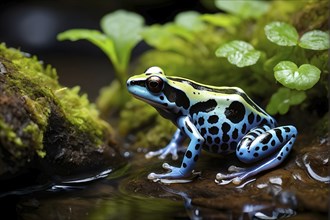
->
[241, 204, 296, 220]
[301, 153, 330, 183]
[18, 180, 186, 220]
[2, 141, 329, 219]
[161, 185, 202, 220]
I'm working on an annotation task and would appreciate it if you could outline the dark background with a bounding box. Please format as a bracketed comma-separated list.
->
[0, 0, 215, 100]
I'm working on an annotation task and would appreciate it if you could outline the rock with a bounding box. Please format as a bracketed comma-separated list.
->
[120, 130, 329, 219]
[0, 44, 125, 192]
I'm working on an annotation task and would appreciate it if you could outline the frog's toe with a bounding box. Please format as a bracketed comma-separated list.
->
[148, 176, 193, 184]
[162, 162, 175, 170]
[145, 145, 185, 160]
[216, 172, 241, 180]
[147, 171, 180, 182]
[232, 177, 243, 185]
[228, 165, 246, 173]
[159, 151, 178, 160]
[215, 172, 245, 185]
[148, 172, 161, 181]
[145, 149, 164, 159]
[147, 165, 199, 184]
[145, 149, 176, 160]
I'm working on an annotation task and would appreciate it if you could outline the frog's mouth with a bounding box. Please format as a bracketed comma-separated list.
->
[129, 92, 166, 108]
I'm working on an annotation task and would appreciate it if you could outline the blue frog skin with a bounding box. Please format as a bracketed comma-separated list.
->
[127, 66, 297, 184]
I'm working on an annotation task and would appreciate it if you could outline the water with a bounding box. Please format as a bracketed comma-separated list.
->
[1, 136, 329, 219]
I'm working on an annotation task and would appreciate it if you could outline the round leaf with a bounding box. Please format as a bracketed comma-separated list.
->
[274, 61, 321, 90]
[101, 10, 144, 45]
[299, 30, 330, 50]
[215, 0, 270, 19]
[266, 88, 306, 115]
[174, 11, 205, 31]
[101, 10, 144, 66]
[215, 40, 261, 67]
[264, 22, 299, 46]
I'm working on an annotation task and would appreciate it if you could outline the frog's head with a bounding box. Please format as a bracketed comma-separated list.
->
[127, 66, 190, 116]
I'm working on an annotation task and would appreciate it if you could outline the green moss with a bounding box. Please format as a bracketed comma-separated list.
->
[0, 43, 113, 158]
[55, 86, 110, 145]
[119, 99, 158, 135]
[119, 99, 176, 148]
[22, 122, 45, 157]
[135, 116, 176, 149]
[0, 118, 24, 148]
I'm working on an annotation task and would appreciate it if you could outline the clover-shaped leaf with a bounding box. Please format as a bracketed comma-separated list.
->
[299, 30, 330, 50]
[266, 87, 306, 115]
[274, 61, 321, 90]
[215, 40, 261, 67]
[264, 22, 299, 46]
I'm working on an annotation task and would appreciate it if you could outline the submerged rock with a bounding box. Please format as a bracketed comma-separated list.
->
[0, 44, 125, 192]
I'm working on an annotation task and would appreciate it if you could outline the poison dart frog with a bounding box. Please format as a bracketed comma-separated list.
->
[127, 66, 297, 184]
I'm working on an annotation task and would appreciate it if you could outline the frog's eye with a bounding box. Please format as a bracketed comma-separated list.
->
[146, 76, 164, 93]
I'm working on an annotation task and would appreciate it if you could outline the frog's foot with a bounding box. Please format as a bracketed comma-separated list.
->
[213, 165, 248, 185]
[145, 144, 185, 160]
[215, 171, 246, 185]
[228, 165, 247, 173]
[215, 164, 261, 185]
[147, 163, 199, 184]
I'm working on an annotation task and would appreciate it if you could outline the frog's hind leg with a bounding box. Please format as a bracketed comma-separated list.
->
[145, 129, 186, 160]
[216, 125, 297, 185]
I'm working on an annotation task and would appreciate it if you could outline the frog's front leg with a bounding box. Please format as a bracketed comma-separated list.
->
[145, 128, 186, 160]
[148, 116, 204, 183]
[216, 125, 297, 185]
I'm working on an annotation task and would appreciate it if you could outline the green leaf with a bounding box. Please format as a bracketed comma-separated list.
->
[141, 24, 188, 53]
[166, 24, 195, 42]
[215, 0, 270, 19]
[274, 61, 321, 90]
[201, 13, 241, 32]
[174, 11, 205, 31]
[57, 29, 118, 65]
[264, 21, 299, 46]
[299, 30, 330, 50]
[266, 88, 306, 115]
[101, 10, 144, 72]
[215, 40, 261, 67]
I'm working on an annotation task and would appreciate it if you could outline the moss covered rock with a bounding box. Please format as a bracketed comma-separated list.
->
[0, 43, 125, 185]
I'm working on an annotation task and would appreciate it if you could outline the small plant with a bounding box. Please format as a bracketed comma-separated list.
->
[57, 10, 145, 110]
[57, 0, 328, 146]
[216, 20, 329, 114]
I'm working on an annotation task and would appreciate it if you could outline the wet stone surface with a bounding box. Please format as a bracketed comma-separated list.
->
[122, 132, 329, 219]
[6, 132, 330, 219]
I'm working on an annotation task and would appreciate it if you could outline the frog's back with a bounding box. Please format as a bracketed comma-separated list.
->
[168, 76, 271, 118]
[168, 76, 276, 154]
